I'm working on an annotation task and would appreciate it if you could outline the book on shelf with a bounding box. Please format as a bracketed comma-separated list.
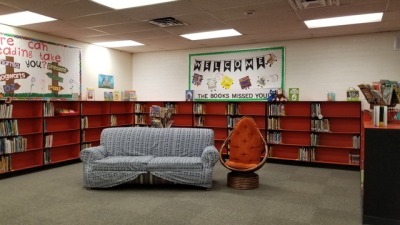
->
[44, 149, 52, 164]
[104, 92, 114, 101]
[123, 90, 137, 101]
[45, 134, 53, 148]
[86, 88, 95, 100]
[289, 88, 299, 101]
[110, 115, 117, 126]
[185, 90, 194, 101]
[349, 151, 360, 165]
[113, 91, 120, 101]
[373, 105, 387, 127]
[0, 104, 13, 118]
[0, 155, 11, 173]
[81, 116, 88, 129]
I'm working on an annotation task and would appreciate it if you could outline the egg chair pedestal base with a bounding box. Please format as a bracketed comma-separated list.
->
[227, 171, 259, 190]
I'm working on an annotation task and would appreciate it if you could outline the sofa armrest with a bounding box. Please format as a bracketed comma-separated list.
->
[201, 145, 219, 168]
[80, 145, 107, 164]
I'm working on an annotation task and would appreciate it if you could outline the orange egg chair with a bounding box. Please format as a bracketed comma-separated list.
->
[219, 116, 268, 190]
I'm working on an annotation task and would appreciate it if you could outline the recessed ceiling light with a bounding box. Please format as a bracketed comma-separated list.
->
[181, 29, 242, 41]
[304, 12, 383, 29]
[94, 40, 144, 47]
[0, 11, 56, 26]
[91, 0, 177, 10]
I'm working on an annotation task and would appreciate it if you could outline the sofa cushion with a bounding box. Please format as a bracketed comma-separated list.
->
[147, 157, 203, 171]
[92, 156, 153, 171]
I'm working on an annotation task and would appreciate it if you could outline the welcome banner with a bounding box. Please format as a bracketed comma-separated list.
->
[188, 47, 285, 101]
[0, 32, 81, 100]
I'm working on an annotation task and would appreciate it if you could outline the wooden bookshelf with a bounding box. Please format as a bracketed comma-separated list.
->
[267, 101, 361, 166]
[44, 101, 81, 164]
[110, 101, 134, 127]
[81, 101, 111, 149]
[165, 102, 193, 127]
[0, 101, 43, 173]
[0, 99, 364, 176]
[193, 102, 227, 150]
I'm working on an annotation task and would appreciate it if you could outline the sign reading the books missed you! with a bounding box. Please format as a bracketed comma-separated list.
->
[188, 47, 285, 101]
[0, 32, 81, 100]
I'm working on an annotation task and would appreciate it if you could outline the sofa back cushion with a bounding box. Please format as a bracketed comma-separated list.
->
[100, 127, 214, 157]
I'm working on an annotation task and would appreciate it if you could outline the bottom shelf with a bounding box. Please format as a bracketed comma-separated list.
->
[44, 144, 81, 164]
[268, 145, 360, 167]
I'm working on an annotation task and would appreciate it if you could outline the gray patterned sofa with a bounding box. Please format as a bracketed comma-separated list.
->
[80, 127, 219, 189]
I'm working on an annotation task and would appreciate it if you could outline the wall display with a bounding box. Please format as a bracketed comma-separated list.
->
[0, 32, 81, 100]
[98, 74, 114, 89]
[188, 47, 285, 101]
[289, 88, 299, 101]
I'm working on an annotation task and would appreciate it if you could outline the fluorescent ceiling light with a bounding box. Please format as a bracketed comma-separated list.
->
[91, 0, 177, 10]
[181, 29, 242, 40]
[0, 11, 56, 26]
[304, 12, 383, 29]
[94, 40, 144, 47]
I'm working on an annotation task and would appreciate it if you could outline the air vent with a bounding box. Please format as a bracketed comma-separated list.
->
[148, 17, 187, 28]
[288, 0, 340, 10]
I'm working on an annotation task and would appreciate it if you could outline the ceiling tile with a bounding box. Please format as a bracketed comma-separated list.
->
[116, 30, 174, 40]
[66, 11, 134, 28]
[0, 3, 22, 15]
[33, 1, 113, 20]
[119, 0, 203, 21]
[94, 21, 155, 34]
[0, 0, 76, 10]
[190, 0, 269, 11]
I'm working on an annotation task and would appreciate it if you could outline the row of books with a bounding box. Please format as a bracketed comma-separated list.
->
[164, 103, 178, 113]
[81, 116, 89, 129]
[266, 131, 282, 144]
[311, 103, 322, 118]
[0, 120, 19, 137]
[134, 114, 147, 125]
[311, 119, 330, 132]
[134, 103, 146, 113]
[43, 102, 55, 117]
[310, 133, 319, 146]
[298, 147, 316, 162]
[268, 103, 285, 116]
[43, 149, 51, 165]
[0, 136, 27, 155]
[349, 151, 360, 165]
[81, 143, 92, 150]
[227, 116, 241, 128]
[227, 103, 240, 115]
[194, 115, 204, 127]
[352, 135, 360, 149]
[0, 104, 13, 118]
[0, 155, 11, 173]
[267, 117, 281, 130]
[45, 134, 53, 148]
[193, 103, 206, 114]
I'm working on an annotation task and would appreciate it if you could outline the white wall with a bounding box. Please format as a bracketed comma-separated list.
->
[0, 24, 133, 100]
[132, 31, 400, 109]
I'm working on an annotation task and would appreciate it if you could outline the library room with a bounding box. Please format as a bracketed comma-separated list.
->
[0, 0, 399, 225]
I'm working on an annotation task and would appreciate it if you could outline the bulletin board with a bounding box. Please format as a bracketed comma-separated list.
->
[0, 32, 81, 100]
[188, 46, 285, 101]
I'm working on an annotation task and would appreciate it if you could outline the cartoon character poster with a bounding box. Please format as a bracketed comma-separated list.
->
[188, 47, 285, 101]
[98, 74, 114, 89]
[0, 32, 81, 100]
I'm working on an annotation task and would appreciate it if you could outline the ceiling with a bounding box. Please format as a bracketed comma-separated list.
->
[0, 0, 399, 53]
